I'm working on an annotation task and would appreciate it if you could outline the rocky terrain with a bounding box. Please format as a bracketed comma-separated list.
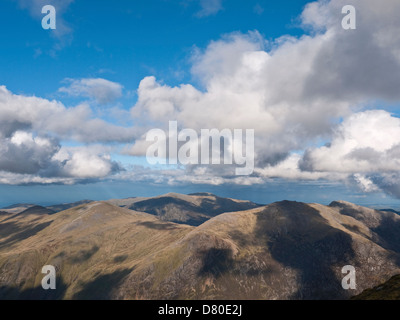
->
[352, 274, 400, 300]
[0, 193, 400, 300]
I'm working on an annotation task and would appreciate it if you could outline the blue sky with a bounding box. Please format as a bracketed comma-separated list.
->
[1, 0, 400, 208]
[1, 0, 309, 98]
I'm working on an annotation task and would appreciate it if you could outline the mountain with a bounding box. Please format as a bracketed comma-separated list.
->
[0, 204, 36, 214]
[108, 192, 262, 226]
[1, 195, 400, 300]
[0, 205, 55, 224]
[19, 206, 56, 216]
[0, 201, 193, 300]
[1, 200, 93, 216]
[329, 201, 400, 253]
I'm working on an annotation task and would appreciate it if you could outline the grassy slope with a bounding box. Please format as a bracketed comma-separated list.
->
[0, 202, 193, 299]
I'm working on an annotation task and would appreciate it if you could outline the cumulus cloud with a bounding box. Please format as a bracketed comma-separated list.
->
[125, 0, 400, 196]
[0, 86, 136, 143]
[299, 110, 400, 196]
[0, 131, 121, 184]
[300, 110, 400, 173]
[52, 146, 122, 179]
[353, 174, 379, 193]
[299, 0, 400, 102]
[4, 0, 400, 197]
[59, 78, 123, 105]
[0, 131, 59, 175]
[0, 86, 128, 184]
[256, 154, 346, 181]
[369, 173, 400, 199]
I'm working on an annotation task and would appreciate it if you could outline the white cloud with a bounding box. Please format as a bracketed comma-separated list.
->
[59, 78, 123, 105]
[4, 0, 400, 196]
[299, 0, 400, 102]
[256, 154, 346, 181]
[0, 131, 59, 175]
[53, 146, 121, 179]
[124, 0, 400, 196]
[299, 110, 400, 196]
[300, 110, 400, 173]
[0, 86, 136, 143]
[0, 86, 128, 184]
[196, 0, 224, 17]
[369, 173, 400, 199]
[113, 165, 264, 187]
[128, 31, 348, 169]
[17, 0, 74, 40]
[0, 130, 120, 183]
[353, 174, 379, 193]
[0, 172, 77, 185]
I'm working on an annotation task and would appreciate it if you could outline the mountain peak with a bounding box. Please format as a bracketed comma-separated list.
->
[329, 200, 358, 208]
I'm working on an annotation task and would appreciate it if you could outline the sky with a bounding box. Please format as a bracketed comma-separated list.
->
[1, 0, 400, 208]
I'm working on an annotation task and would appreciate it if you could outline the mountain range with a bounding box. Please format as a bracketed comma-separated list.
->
[1, 193, 400, 300]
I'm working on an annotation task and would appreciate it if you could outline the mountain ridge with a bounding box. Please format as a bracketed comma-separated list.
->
[1, 194, 400, 300]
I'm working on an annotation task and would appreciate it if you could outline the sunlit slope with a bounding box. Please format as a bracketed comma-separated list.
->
[0, 202, 193, 299]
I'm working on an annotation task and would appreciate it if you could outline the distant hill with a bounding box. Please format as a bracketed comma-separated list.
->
[380, 209, 400, 215]
[46, 200, 93, 213]
[111, 192, 262, 226]
[19, 206, 56, 216]
[0, 195, 400, 300]
[1, 200, 93, 215]
[0, 204, 36, 214]
[1, 203, 35, 210]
